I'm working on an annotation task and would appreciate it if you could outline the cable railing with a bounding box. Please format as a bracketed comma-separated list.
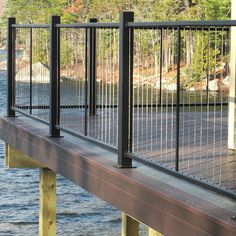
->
[129, 24, 231, 190]
[6, 13, 236, 199]
[14, 27, 50, 123]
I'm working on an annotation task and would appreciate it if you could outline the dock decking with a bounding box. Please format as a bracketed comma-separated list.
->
[1, 115, 236, 236]
[28, 105, 236, 192]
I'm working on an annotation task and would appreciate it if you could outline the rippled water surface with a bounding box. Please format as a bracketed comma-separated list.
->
[0, 71, 122, 236]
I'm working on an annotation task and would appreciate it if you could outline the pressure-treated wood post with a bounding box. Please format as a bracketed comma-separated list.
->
[39, 168, 56, 236]
[121, 212, 139, 236]
[148, 227, 164, 236]
[5, 144, 45, 168]
[228, 0, 236, 149]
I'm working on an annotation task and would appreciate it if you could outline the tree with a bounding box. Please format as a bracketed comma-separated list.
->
[1, 0, 231, 82]
[2, 0, 73, 24]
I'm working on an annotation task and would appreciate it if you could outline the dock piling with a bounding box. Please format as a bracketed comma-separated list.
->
[5, 144, 44, 168]
[148, 227, 164, 236]
[121, 212, 139, 236]
[39, 168, 56, 236]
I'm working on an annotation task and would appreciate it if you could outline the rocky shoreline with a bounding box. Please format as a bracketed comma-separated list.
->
[0, 60, 230, 92]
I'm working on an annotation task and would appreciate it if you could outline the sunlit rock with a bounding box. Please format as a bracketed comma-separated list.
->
[16, 62, 50, 83]
[208, 79, 219, 91]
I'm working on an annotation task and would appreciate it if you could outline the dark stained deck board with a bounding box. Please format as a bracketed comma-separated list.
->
[1, 116, 236, 236]
[28, 108, 236, 191]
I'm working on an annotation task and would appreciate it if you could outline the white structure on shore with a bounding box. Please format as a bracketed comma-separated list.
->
[15, 62, 50, 83]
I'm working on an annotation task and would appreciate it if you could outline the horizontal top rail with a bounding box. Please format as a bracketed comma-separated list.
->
[11, 22, 119, 29]
[57, 22, 119, 29]
[12, 24, 50, 28]
[128, 20, 236, 28]
[11, 20, 236, 29]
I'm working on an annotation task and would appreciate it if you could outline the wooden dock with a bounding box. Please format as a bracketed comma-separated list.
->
[2, 4, 236, 235]
[1, 115, 236, 236]
[35, 106, 235, 192]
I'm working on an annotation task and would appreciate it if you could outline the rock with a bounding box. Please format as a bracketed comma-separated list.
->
[61, 63, 84, 80]
[162, 77, 168, 84]
[199, 78, 207, 91]
[208, 79, 219, 91]
[153, 80, 161, 89]
[164, 83, 177, 91]
[222, 76, 230, 87]
[218, 81, 229, 92]
[187, 87, 196, 92]
[16, 62, 50, 83]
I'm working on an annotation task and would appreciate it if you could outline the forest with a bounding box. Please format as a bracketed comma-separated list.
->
[0, 0, 232, 91]
[1, 0, 231, 23]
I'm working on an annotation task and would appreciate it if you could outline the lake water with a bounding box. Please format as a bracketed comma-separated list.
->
[0, 49, 23, 59]
[0, 70, 122, 235]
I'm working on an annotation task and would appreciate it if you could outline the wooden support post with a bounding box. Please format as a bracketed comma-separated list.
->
[121, 212, 139, 236]
[39, 168, 56, 236]
[228, 0, 236, 149]
[148, 227, 164, 236]
[5, 144, 44, 168]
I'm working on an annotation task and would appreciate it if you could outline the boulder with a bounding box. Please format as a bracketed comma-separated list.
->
[222, 76, 230, 87]
[199, 78, 207, 91]
[187, 87, 196, 92]
[153, 79, 161, 89]
[218, 81, 229, 92]
[164, 83, 177, 91]
[208, 79, 219, 91]
[16, 62, 50, 83]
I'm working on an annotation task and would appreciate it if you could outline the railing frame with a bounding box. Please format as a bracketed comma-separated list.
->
[6, 14, 236, 198]
[117, 12, 134, 168]
[88, 18, 98, 116]
[49, 16, 61, 137]
[7, 17, 16, 117]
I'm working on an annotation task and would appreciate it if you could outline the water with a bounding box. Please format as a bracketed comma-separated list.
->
[0, 49, 23, 60]
[0, 71, 122, 236]
[0, 50, 6, 60]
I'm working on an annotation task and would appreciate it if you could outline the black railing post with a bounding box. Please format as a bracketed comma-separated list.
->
[118, 12, 134, 168]
[7, 17, 16, 117]
[175, 27, 181, 172]
[88, 18, 97, 116]
[49, 16, 61, 137]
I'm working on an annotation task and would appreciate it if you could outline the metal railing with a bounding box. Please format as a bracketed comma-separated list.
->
[6, 13, 236, 199]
